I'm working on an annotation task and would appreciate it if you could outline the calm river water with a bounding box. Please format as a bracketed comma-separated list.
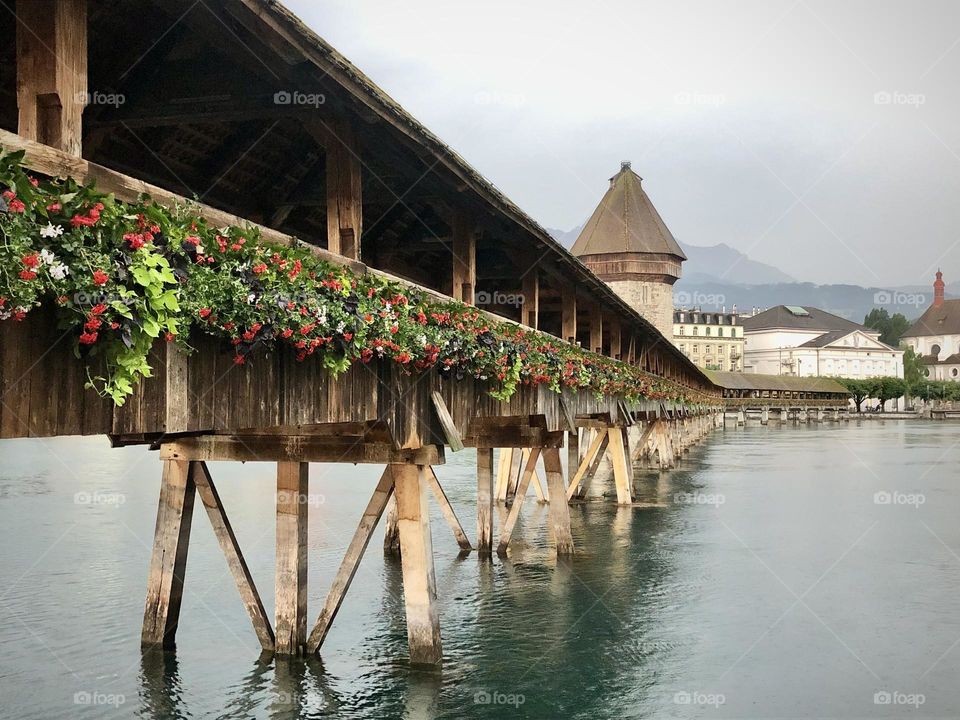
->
[0, 420, 959, 719]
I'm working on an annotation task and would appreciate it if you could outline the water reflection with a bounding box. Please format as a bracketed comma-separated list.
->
[138, 648, 188, 720]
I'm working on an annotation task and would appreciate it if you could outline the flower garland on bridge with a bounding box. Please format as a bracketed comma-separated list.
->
[0, 150, 711, 407]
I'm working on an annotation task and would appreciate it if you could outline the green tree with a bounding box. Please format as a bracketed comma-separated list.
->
[864, 308, 911, 346]
[837, 377, 876, 412]
[875, 376, 907, 411]
[902, 346, 924, 386]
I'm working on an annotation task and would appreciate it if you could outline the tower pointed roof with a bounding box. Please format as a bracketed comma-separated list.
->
[571, 162, 686, 260]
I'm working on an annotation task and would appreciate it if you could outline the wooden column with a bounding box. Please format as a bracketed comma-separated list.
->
[393, 464, 442, 666]
[322, 120, 362, 259]
[142, 459, 196, 648]
[607, 428, 633, 505]
[566, 429, 580, 487]
[451, 210, 476, 304]
[275, 462, 309, 655]
[609, 321, 622, 360]
[383, 495, 401, 555]
[521, 269, 539, 329]
[562, 286, 577, 344]
[590, 305, 603, 355]
[476, 448, 494, 556]
[16, 0, 87, 157]
[542, 448, 574, 554]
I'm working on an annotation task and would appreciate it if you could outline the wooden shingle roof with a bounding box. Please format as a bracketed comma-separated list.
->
[570, 163, 686, 259]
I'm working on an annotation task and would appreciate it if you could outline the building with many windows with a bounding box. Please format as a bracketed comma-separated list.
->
[673, 309, 744, 372]
[741, 305, 903, 378]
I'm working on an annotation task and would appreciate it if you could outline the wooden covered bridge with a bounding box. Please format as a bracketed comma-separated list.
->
[704, 371, 851, 424]
[0, 0, 723, 665]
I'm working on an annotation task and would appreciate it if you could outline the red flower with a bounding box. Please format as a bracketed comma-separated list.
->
[360, 348, 374, 363]
[21, 253, 39, 268]
[281, 328, 294, 339]
[0, 297, 5, 308]
[123, 232, 146, 250]
[84, 318, 102, 332]
[18, 270, 37, 281]
[46, 202, 61, 212]
[70, 214, 95, 227]
[198, 308, 212, 319]
[13, 310, 26, 322]
[343, 332, 353, 342]
[242, 330, 256, 342]
[184, 235, 200, 246]
[233, 354, 246, 365]
[91, 304, 107, 316]
[252, 263, 267, 275]
[223, 322, 234, 331]
[165, 332, 175, 342]
[92, 270, 109, 286]
[8, 198, 25, 213]
[28, 177, 39, 187]
[110, 322, 120, 330]
[395, 351, 411, 364]
[79, 331, 98, 345]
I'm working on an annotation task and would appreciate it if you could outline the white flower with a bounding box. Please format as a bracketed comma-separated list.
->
[247, 293, 257, 305]
[40, 223, 63, 239]
[39, 248, 57, 265]
[49, 263, 69, 280]
[336, 321, 346, 333]
[384, 302, 392, 312]
[195, 245, 205, 255]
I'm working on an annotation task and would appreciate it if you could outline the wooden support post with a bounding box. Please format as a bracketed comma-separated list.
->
[497, 448, 541, 555]
[451, 210, 476, 304]
[495, 448, 513, 501]
[426, 467, 472, 550]
[307, 467, 395, 653]
[142, 459, 196, 648]
[192, 462, 274, 651]
[383, 495, 401, 555]
[590, 305, 603, 355]
[476, 448, 494, 557]
[521, 269, 539, 329]
[315, 120, 362, 259]
[275, 462, 309, 655]
[393, 464, 442, 666]
[567, 429, 580, 487]
[16, 0, 87, 157]
[506, 448, 523, 500]
[609, 320, 622, 360]
[542, 449, 574, 554]
[562, 286, 577, 344]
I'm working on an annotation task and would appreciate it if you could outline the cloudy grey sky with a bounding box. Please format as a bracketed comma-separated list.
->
[287, 0, 960, 288]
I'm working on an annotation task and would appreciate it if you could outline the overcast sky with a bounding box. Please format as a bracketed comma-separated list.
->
[287, 0, 960, 288]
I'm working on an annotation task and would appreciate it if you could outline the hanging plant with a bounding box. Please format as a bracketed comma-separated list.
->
[0, 150, 714, 407]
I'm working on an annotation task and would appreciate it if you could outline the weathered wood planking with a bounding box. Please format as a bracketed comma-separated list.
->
[1, 307, 694, 443]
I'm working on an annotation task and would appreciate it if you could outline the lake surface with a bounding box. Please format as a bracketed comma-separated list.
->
[0, 420, 959, 719]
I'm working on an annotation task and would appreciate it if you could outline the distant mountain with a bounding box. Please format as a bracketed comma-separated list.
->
[671, 279, 942, 324]
[547, 225, 794, 285]
[546, 225, 939, 323]
[677, 242, 795, 285]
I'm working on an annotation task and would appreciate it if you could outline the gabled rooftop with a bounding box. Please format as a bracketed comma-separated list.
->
[741, 306, 867, 334]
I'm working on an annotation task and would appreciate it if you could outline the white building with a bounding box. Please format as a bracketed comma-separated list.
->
[902, 271, 960, 380]
[741, 305, 903, 379]
[673, 309, 744, 372]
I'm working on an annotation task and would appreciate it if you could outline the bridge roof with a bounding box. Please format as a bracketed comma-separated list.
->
[0, 0, 711, 390]
[702, 371, 850, 395]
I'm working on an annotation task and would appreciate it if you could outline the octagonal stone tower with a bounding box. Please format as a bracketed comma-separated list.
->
[571, 162, 685, 338]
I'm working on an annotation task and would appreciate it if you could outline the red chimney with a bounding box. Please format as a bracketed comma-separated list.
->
[934, 269, 945, 307]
